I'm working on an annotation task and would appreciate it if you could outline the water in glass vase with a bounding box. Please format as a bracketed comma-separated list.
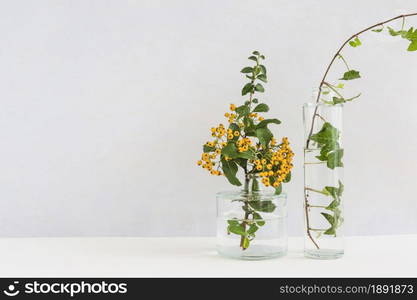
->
[216, 215, 287, 260]
[216, 190, 287, 260]
[304, 148, 344, 259]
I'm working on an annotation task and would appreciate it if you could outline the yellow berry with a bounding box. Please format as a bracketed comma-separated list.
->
[234, 131, 240, 137]
[197, 160, 202, 166]
[230, 104, 236, 111]
[261, 159, 267, 165]
[256, 165, 262, 171]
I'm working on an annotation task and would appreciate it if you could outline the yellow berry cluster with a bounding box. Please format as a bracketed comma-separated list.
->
[237, 137, 252, 152]
[198, 103, 294, 182]
[255, 137, 294, 187]
[198, 150, 222, 176]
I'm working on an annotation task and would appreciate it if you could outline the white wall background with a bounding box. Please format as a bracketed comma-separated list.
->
[0, 0, 416, 237]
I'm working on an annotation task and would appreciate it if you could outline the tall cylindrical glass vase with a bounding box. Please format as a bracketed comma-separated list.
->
[303, 102, 344, 259]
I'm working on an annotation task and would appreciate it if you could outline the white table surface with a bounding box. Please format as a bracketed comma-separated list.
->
[0, 235, 415, 277]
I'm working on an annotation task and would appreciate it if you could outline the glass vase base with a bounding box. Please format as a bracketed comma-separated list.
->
[304, 249, 344, 260]
[217, 245, 287, 260]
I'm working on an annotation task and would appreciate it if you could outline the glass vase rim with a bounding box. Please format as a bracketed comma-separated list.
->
[216, 190, 287, 199]
[303, 102, 344, 108]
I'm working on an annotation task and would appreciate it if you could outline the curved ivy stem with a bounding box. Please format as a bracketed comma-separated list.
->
[303, 13, 417, 251]
[305, 12, 417, 149]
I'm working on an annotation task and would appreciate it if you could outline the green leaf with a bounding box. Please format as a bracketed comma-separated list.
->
[253, 103, 269, 113]
[256, 118, 281, 128]
[252, 98, 258, 104]
[321, 212, 335, 226]
[310, 122, 340, 145]
[252, 50, 260, 55]
[349, 36, 362, 47]
[330, 93, 361, 105]
[228, 224, 246, 236]
[372, 27, 383, 33]
[327, 148, 344, 169]
[242, 237, 250, 249]
[252, 178, 260, 191]
[324, 180, 344, 201]
[237, 150, 255, 160]
[235, 158, 247, 170]
[257, 74, 267, 83]
[388, 26, 401, 36]
[242, 83, 253, 96]
[255, 127, 273, 147]
[235, 105, 250, 116]
[203, 145, 215, 152]
[259, 65, 267, 75]
[247, 224, 258, 235]
[254, 83, 265, 92]
[249, 200, 276, 213]
[340, 69, 361, 80]
[274, 183, 282, 195]
[248, 56, 257, 61]
[227, 219, 239, 226]
[324, 227, 336, 235]
[221, 143, 239, 158]
[408, 40, 417, 51]
[221, 158, 241, 186]
[252, 212, 265, 226]
[241, 67, 253, 73]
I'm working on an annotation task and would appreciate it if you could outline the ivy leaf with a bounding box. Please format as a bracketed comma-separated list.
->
[330, 93, 361, 105]
[310, 122, 340, 145]
[203, 145, 215, 152]
[324, 227, 336, 235]
[388, 26, 403, 36]
[221, 143, 239, 159]
[252, 98, 259, 104]
[255, 127, 273, 147]
[327, 148, 344, 169]
[253, 103, 269, 113]
[340, 70, 361, 80]
[408, 40, 417, 51]
[248, 56, 257, 61]
[257, 74, 267, 83]
[252, 50, 260, 55]
[242, 83, 253, 96]
[249, 200, 276, 212]
[324, 180, 344, 201]
[349, 36, 362, 47]
[221, 158, 241, 186]
[256, 118, 281, 128]
[241, 67, 253, 73]
[321, 212, 335, 227]
[254, 83, 265, 92]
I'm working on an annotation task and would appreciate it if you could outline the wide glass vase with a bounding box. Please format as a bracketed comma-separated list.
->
[216, 176, 287, 260]
[303, 102, 344, 259]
